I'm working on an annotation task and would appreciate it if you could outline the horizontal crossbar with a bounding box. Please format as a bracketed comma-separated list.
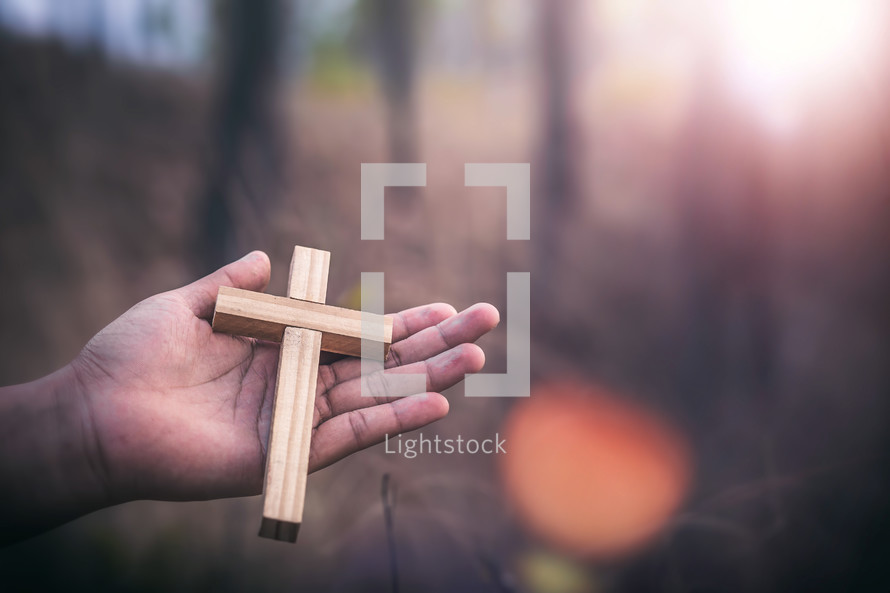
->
[211, 286, 392, 359]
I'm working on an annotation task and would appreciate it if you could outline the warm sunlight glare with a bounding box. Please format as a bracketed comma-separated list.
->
[721, 0, 877, 129]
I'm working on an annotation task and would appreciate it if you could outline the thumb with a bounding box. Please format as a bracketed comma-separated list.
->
[178, 251, 271, 319]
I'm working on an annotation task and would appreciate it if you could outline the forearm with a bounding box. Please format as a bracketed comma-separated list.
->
[0, 364, 109, 545]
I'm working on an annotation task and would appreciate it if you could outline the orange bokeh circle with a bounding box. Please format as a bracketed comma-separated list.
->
[500, 381, 692, 560]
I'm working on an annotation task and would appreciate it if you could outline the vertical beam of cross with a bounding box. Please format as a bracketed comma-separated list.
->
[258, 247, 331, 542]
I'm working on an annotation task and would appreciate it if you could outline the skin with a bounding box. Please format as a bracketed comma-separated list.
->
[0, 251, 499, 545]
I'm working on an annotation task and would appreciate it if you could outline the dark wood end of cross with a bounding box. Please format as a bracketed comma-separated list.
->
[259, 517, 300, 543]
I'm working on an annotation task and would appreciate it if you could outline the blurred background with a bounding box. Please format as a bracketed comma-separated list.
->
[1, 0, 890, 591]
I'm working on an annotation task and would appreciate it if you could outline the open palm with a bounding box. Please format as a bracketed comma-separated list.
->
[71, 252, 498, 505]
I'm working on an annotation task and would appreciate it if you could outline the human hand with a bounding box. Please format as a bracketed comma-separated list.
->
[70, 251, 499, 504]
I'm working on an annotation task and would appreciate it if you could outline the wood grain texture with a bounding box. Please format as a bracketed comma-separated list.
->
[261, 326, 322, 527]
[211, 286, 393, 359]
[211, 246, 393, 542]
[260, 246, 329, 541]
[287, 246, 330, 301]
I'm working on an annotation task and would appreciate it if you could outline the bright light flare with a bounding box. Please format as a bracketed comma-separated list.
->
[500, 381, 691, 560]
[721, 0, 880, 129]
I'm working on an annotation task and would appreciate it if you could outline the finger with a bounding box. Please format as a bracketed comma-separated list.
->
[308, 392, 449, 472]
[387, 303, 499, 369]
[315, 343, 485, 422]
[391, 302, 458, 342]
[324, 302, 498, 385]
[177, 251, 271, 319]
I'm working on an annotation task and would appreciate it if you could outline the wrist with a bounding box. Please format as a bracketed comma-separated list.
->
[63, 359, 116, 506]
[0, 363, 112, 543]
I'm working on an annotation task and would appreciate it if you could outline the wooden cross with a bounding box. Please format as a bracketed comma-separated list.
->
[211, 246, 393, 542]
